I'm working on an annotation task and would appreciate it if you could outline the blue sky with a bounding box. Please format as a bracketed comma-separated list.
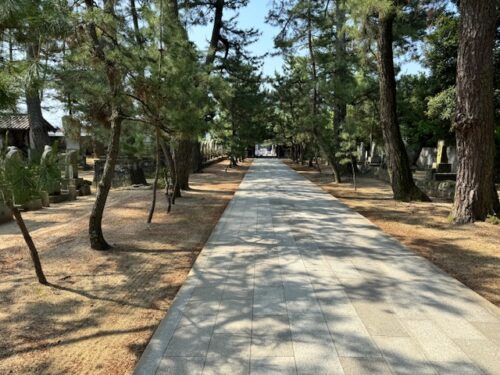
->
[187, 0, 425, 77]
[187, 0, 284, 76]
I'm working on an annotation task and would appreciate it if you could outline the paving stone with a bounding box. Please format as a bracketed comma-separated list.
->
[222, 286, 254, 301]
[402, 319, 483, 375]
[164, 323, 214, 357]
[452, 338, 500, 375]
[352, 301, 409, 337]
[470, 321, 500, 346]
[254, 286, 285, 302]
[372, 336, 437, 375]
[133, 159, 500, 375]
[339, 357, 392, 375]
[207, 334, 251, 358]
[251, 332, 294, 357]
[253, 298, 287, 316]
[250, 357, 297, 375]
[252, 314, 291, 337]
[189, 286, 224, 302]
[156, 357, 205, 375]
[291, 331, 344, 375]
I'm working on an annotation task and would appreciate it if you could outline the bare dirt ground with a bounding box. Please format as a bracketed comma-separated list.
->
[0, 159, 250, 375]
[286, 160, 500, 307]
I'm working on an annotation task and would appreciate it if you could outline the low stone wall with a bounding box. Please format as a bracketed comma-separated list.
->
[201, 156, 226, 169]
[415, 180, 456, 200]
[94, 158, 155, 188]
[361, 165, 391, 183]
[361, 165, 455, 201]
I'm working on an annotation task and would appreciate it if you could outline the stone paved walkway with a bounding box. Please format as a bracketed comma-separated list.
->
[134, 159, 500, 375]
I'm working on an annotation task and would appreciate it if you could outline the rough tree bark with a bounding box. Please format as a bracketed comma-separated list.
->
[452, 0, 499, 223]
[160, 138, 180, 202]
[89, 115, 122, 250]
[26, 43, 50, 153]
[376, 11, 429, 202]
[174, 138, 192, 190]
[85, 0, 125, 250]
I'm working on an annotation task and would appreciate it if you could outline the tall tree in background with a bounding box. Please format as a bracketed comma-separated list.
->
[452, 0, 499, 223]
[83, 0, 127, 250]
[376, 4, 428, 201]
[269, 0, 342, 182]
[0, 0, 69, 153]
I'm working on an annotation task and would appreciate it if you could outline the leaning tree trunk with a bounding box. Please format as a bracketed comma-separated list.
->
[376, 12, 429, 202]
[174, 138, 193, 191]
[89, 115, 122, 250]
[10, 205, 47, 284]
[85, 0, 126, 249]
[452, 0, 499, 223]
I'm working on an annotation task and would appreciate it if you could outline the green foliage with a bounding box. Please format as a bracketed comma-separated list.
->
[1, 157, 37, 205]
[212, 52, 270, 159]
[397, 74, 452, 151]
[336, 132, 359, 166]
[486, 215, 500, 225]
[427, 86, 456, 122]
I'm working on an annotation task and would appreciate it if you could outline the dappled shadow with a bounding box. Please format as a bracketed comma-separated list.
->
[139, 158, 498, 375]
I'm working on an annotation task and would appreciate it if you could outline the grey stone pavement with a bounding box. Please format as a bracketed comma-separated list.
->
[134, 159, 500, 375]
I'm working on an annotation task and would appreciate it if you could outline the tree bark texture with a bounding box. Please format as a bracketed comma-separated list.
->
[89, 115, 122, 250]
[26, 43, 50, 153]
[376, 12, 429, 202]
[205, 0, 224, 67]
[160, 139, 180, 200]
[11, 205, 48, 284]
[174, 138, 192, 191]
[147, 127, 162, 223]
[85, 0, 125, 250]
[452, 0, 499, 223]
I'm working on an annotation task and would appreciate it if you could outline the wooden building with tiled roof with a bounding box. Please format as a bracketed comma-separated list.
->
[0, 113, 56, 150]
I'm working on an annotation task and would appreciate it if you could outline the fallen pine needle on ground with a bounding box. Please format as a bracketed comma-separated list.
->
[0, 159, 250, 375]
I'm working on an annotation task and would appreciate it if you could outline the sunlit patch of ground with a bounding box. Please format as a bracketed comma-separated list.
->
[286, 160, 500, 307]
[0, 159, 251, 375]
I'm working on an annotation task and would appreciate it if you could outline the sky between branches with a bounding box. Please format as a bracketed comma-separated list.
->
[43, 0, 424, 128]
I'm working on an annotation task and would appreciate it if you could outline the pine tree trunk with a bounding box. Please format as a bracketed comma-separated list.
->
[160, 139, 179, 205]
[11, 205, 47, 284]
[147, 127, 161, 223]
[205, 0, 224, 67]
[89, 115, 122, 250]
[452, 0, 499, 223]
[376, 12, 429, 202]
[26, 93, 50, 153]
[85, 0, 125, 249]
[26, 43, 50, 153]
[161, 139, 180, 199]
[175, 138, 193, 191]
[192, 141, 203, 173]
